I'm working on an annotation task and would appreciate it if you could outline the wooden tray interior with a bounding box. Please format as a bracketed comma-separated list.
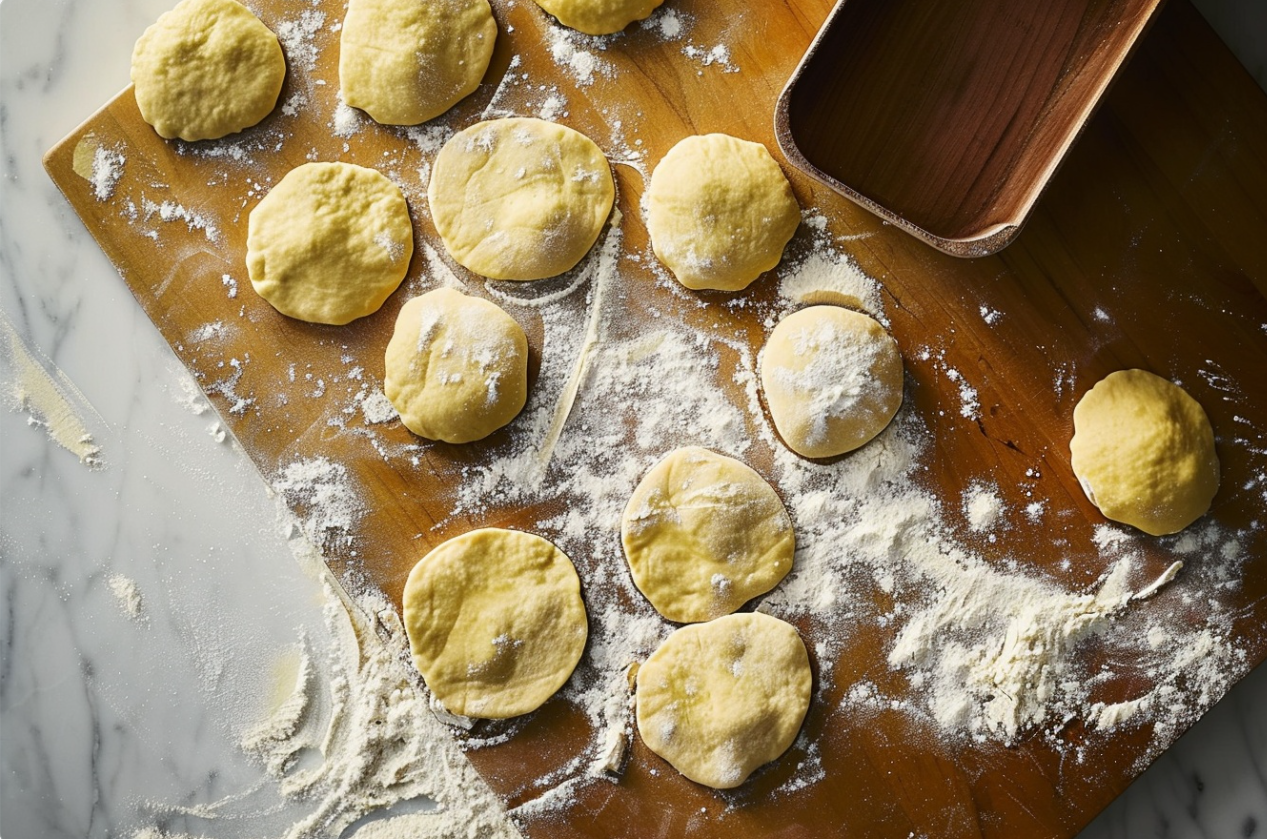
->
[779, 0, 1162, 254]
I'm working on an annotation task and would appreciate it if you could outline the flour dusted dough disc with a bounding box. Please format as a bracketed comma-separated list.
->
[383, 287, 529, 443]
[636, 612, 812, 789]
[1070, 369, 1219, 536]
[645, 133, 800, 292]
[247, 162, 413, 325]
[533, 0, 664, 35]
[760, 306, 903, 459]
[621, 447, 794, 623]
[427, 118, 615, 281]
[339, 0, 497, 126]
[131, 0, 286, 141]
[403, 528, 588, 719]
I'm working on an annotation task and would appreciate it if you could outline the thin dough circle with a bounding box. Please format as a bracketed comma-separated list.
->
[247, 162, 413, 325]
[339, 0, 497, 126]
[760, 306, 903, 458]
[636, 612, 812, 789]
[402, 528, 588, 719]
[533, 0, 664, 35]
[645, 134, 800, 292]
[621, 447, 794, 623]
[427, 118, 615, 281]
[383, 288, 529, 443]
[131, 0, 286, 141]
[1070, 369, 1219, 536]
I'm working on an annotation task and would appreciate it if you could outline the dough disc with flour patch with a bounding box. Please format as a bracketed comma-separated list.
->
[131, 0, 286, 141]
[403, 528, 588, 719]
[427, 118, 615, 281]
[383, 287, 529, 443]
[636, 612, 812, 789]
[621, 447, 794, 623]
[247, 162, 413, 325]
[533, 0, 664, 35]
[760, 305, 903, 459]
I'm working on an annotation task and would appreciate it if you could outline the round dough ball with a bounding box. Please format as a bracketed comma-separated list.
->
[339, 0, 497, 126]
[247, 162, 413, 326]
[427, 118, 615, 281]
[403, 528, 588, 719]
[131, 0, 286, 141]
[636, 612, 812, 789]
[383, 288, 528, 443]
[646, 134, 800, 292]
[1070, 369, 1219, 536]
[533, 0, 663, 35]
[760, 306, 903, 459]
[621, 447, 794, 623]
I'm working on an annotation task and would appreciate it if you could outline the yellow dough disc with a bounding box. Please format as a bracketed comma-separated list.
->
[426, 118, 615, 281]
[760, 306, 904, 459]
[645, 133, 800, 292]
[383, 288, 529, 443]
[402, 528, 589, 719]
[246, 162, 413, 325]
[131, 0, 286, 141]
[635, 612, 812, 789]
[621, 447, 795, 623]
[1070, 369, 1219, 536]
[533, 0, 664, 35]
[339, 0, 497, 126]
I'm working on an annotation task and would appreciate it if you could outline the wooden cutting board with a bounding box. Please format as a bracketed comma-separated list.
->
[45, 0, 1267, 837]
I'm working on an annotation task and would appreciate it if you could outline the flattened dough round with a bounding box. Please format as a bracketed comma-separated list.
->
[247, 162, 413, 325]
[1070, 369, 1219, 536]
[621, 447, 794, 623]
[760, 306, 903, 458]
[403, 528, 588, 719]
[383, 287, 529, 443]
[636, 612, 812, 789]
[646, 134, 800, 292]
[533, 0, 663, 35]
[427, 118, 615, 281]
[339, 0, 497, 126]
[131, 0, 286, 141]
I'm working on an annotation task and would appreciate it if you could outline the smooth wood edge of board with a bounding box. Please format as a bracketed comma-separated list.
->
[774, 0, 1166, 258]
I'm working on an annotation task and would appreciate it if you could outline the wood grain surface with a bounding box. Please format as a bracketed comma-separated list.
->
[43, 0, 1267, 837]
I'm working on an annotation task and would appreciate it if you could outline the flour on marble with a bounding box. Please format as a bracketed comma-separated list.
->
[0, 311, 105, 469]
[107, 574, 146, 622]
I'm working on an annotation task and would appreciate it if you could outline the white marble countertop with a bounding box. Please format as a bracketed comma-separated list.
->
[2, 1, 1265, 838]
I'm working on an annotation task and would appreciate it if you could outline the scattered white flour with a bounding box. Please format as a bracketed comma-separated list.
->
[107, 574, 145, 622]
[546, 26, 610, 86]
[776, 239, 884, 319]
[332, 92, 363, 139]
[221, 274, 238, 299]
[141, 197, 220, 243]
[272, 457, 364, 549]
[92, 145, 126, 201]
[963, 482, 1005, 533]
[682, 42, 738, 73]
[642, 6, 687, 40]
[275, 9, 327, 72]
[361, 390, 398, 424]
[1, 311, 105, 468]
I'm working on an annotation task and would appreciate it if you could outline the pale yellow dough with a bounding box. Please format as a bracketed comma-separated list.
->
[636, 612, 812, 789]
[339, 0, 497, 126]
[621, 447, 794, 623]
[247, 162, 413, 325]
[533, 0, 664, 35]
[131, 0, 286, 141]
[402, 528, 588, 719]
[760, 306, 903, 459]
[383, 288, 528, 443]
[645, 134, 800, 292]
[1070, 369, 1219, 536]
[427, 118, 615, 281]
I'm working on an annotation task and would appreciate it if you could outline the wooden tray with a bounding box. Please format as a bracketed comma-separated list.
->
[776, 0, 1166, 257]
[44, 0, 1267, 837]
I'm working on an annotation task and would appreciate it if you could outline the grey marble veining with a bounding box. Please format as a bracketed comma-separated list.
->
[2, 1, 1265, 838]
